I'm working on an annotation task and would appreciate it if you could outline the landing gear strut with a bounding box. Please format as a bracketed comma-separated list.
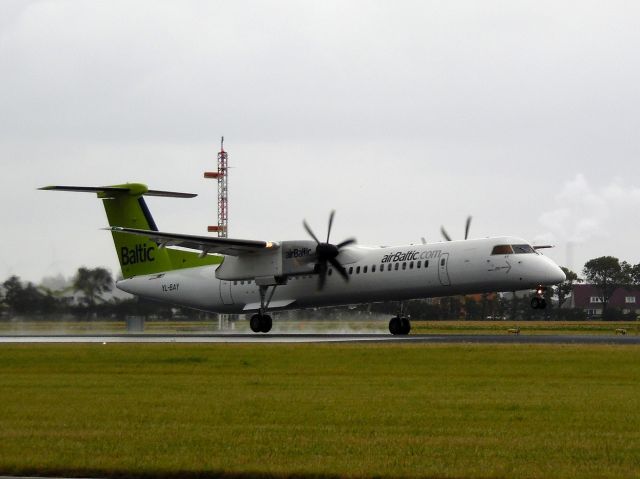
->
[530, 286, 547, 310]
[389, 302, 411, 335]
[250, 284, 277, 334]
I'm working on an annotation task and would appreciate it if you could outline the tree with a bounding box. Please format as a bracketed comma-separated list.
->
[553, 267, 581, 310]
[622, 261, 640, 286]
[72, 267, 113, 311]
[583, 257, 630, 312]
[2, 276, 50, 316]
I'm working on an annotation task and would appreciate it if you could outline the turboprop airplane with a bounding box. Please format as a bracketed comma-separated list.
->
[40, 183, 566, 335]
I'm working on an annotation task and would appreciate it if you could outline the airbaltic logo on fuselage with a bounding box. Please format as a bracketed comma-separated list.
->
[381, 249, 442, 263]
[121, 244, 155, 266]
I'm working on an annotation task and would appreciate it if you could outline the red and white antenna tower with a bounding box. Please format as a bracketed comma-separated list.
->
[204, 137, 228, 237]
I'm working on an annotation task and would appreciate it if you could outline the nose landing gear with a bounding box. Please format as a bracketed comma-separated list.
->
[530, 286, 547, 309]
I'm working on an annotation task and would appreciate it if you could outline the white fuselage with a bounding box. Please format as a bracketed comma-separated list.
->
[116, 236, 566, 314]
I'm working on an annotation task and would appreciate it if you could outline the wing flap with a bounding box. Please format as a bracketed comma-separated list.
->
[243, 300, 296, 311]
[107, 227, 277, 256]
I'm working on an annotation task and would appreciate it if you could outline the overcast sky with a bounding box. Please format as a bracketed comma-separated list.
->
[2, 0, 640, 282]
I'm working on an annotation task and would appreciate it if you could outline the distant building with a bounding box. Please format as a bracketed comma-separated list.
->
[569, 284, 640, 318]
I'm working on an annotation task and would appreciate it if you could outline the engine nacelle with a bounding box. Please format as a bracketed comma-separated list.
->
[215, 240, 317, 282]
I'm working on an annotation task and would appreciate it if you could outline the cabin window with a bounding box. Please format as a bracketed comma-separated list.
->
[425, 260, 429, 268]
[328, 269, 332, 276]
[395, 263, 399, 271]
[349, 267, 353, 274]
[363, 266, 368, 273]
[417, 260, 422, 268]
[440, 258, 445, 266]
[356, 266, 361, 274]
[372, 265, 376, 272]
[491, 245, 514, 255]
[409, 261, 414, 269]
[388, 264, 392, 271]
[512, 244, 535, 254]
[402, 262, 407, 270]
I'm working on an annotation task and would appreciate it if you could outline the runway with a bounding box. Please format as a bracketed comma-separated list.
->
[1, 333, 639, 344]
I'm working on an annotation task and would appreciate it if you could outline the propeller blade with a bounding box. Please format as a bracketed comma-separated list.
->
[421, 237, 427, 245]
[336, 238, 356, 249]
[303, 219, 321, 244]
[326, 210, 335, 243]
[440, 226, 452, 242]
[328, 257, 349, 282]
[464, 216, 472, 240]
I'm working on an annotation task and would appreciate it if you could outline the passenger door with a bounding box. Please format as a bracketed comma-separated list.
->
[219, 280, 234, 305]
[438, 253, 451, 286]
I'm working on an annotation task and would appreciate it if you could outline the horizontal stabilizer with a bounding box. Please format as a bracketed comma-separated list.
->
[39, 185, 196, 198]
[107, 226, 277, 256]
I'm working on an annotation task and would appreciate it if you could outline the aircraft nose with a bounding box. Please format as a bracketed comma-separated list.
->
[549, 264, 566, 284]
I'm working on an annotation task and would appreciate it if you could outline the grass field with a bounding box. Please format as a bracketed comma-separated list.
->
[1, 343, 639, 478]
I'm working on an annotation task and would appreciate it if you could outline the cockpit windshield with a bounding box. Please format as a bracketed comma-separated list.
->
[491, 244, 536, 255]
[512, 244, 536, 254]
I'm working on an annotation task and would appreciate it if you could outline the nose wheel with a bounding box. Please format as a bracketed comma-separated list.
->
[389, 316, 411, 335]
[531, 286, 547, 309]
[530, 297, 547, 309]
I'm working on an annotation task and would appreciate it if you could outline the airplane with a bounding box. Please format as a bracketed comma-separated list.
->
[40, 183, 566, 334]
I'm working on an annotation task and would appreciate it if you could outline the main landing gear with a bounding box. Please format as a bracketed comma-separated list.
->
[250, 313, 272, 333]
[530, 286, 547, 310]
[389, 302, 411, 335]
[389, 316, 411, 335]
[250, 284, 277, 334]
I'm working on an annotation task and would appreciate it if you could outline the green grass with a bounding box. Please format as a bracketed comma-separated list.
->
[1, 344, 639, 478]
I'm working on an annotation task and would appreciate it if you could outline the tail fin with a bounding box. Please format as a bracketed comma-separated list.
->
[40, 183, 221, 278]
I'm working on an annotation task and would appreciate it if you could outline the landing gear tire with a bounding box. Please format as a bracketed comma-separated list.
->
[389, 316, 411, 335]
[389, 317, 401, 335]
[250, 314, 262, 333]
[400, 317, 411, 335]
[260, 314, 272, 333]
[250, 314, 273, 333]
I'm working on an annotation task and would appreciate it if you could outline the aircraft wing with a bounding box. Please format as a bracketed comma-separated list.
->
[107, 227, 277, 256]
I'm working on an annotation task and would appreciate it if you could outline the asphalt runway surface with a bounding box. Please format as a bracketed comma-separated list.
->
[1, 333, 639, 344]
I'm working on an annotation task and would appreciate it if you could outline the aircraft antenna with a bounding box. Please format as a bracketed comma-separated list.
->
[204, 136, 229, 237]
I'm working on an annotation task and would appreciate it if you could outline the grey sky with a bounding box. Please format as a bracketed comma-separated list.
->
[2, 0, 640, 282]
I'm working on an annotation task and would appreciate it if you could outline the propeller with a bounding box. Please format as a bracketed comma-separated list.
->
[303, 210, 356, 290]
[441, 215, 472, 242]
